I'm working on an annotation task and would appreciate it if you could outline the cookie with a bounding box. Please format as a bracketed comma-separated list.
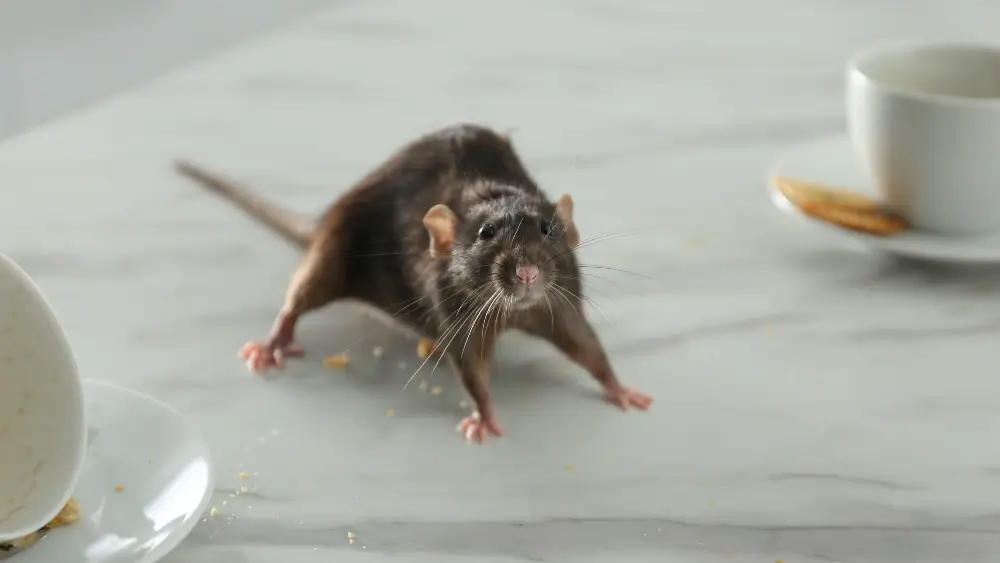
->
[774, 176, 909, 236]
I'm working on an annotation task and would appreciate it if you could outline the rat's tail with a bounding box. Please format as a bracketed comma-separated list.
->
[174, 160, 315, 249]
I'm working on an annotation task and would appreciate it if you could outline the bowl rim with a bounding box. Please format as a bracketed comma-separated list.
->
[0, 253, 87, 542]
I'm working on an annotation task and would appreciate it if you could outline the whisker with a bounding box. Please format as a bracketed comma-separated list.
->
[577, 264, 655, 279]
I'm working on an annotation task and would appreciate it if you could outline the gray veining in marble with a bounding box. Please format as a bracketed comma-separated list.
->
[2, 0, 1000, 561]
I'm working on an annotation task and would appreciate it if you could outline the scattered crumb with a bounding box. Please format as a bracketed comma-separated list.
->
[564, 465, 575, 471]
[418, 380, 428, 392]
[222, 501, 228, 506]
[348, 532, 357, 539]
[209, 507, 218, 517]
[349, 538, 356, 545]
[416, 338, 435, 359]
[114, 484, 125, 494]
[430, 386, 443, 395]
[372, 346, 385, 358]
[238, 472, 249, 479]
[323, 353, 350, 369]
[775, 560, 783, 563]
[386, 408, 396, 418]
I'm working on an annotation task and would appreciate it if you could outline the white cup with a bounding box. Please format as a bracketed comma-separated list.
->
[0, 253, 86, 543]
[847, 40, 1000, 234]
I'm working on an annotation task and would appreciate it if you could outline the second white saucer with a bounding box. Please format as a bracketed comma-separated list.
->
[768, 134, 1000, 263]
[13, 380, 213, 563]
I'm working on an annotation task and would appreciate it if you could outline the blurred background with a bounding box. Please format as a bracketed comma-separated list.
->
[0, 0, 339, 138]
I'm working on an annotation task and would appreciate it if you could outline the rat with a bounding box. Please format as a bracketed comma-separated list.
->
[174, 123, 652, 443]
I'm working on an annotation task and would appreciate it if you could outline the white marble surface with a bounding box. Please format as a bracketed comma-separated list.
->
[2, 0, 1000, 561]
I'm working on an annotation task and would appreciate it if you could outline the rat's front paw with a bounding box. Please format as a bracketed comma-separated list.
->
[457, 412, 504, 444]
[238, 340, 304, 374]
[604, 386, 653, 412]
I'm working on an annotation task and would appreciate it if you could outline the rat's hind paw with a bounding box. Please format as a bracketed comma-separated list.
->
[238, 340, 305, 374]
[604, 386, 653, 412]
[457, 413, 504, 444]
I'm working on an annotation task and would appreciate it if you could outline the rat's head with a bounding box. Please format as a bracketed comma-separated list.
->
[423, 186, 581, 310]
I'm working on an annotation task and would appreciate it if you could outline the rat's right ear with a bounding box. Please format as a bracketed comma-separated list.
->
[423, 204, 459, 257]
[555, 194, 581, 248]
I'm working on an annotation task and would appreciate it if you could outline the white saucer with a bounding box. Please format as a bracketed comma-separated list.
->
[768, 134, 1000, 263]
[11, 380, 213, 563]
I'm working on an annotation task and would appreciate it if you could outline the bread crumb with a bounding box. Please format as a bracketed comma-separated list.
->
[416, 338, 435, 359]
[238, 472, 249, 479]
[372, 346, 384, 358]
[564, 465, 574, 471]
[323, 353, 350, 369]
[348, 532, 357, 539]
[209, 507, 218, 517]
[114, 484, 125, 493]
[349, 538, 356, 545]
[386, 408, 395, 418]
[430, 386, 443, 395]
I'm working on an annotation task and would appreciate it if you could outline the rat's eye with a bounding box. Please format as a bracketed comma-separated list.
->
[478, 223, 496, 240]
[540, 220, 552, 236]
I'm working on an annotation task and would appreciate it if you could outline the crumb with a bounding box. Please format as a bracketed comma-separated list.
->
[114, 484, 125, 493]
[372, 346, 384, 358]
[430, 386, 443, 395]
[386, 408, 395, 418]
[348, 532, 357, 539]
[50, 497, 80, 527]
[209, 507, 218, 517]
[238, 472, 249, 479]
[349, 538, 356, 545]
[222, 500, 228, 506]
[416, 338, 435, 359]
[418, 380, 428, 392]
[323, 353, 350, 369]
[686, 236, 702, 247]
[564, 465, 574, 471]
[710, 499, 716, 506]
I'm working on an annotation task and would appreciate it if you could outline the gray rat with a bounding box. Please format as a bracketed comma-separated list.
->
[175, 124, 651, 443]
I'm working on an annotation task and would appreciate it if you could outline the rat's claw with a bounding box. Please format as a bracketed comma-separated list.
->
[604, 386, 654, 412]
[457, 413, 504, 444]
[238, 340, 305, 374]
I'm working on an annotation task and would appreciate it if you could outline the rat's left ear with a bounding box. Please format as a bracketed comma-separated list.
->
[555, 194, 580, 248]
[423, 204, 460, 257]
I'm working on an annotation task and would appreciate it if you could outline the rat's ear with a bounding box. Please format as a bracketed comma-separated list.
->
[554, 194, 580, 248]
[423, 204, 459, 257]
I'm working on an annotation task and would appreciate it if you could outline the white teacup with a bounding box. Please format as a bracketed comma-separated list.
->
[847, 40, 1000, 234]
[0, 254, 86, 542]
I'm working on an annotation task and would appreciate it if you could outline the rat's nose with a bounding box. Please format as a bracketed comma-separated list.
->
[515, 265, 539, 285]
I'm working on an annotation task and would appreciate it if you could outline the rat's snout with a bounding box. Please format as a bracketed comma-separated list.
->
[515, 265, 539, 285]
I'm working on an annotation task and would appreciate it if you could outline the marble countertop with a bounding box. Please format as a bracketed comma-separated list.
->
[3, 0, 1000, 561]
